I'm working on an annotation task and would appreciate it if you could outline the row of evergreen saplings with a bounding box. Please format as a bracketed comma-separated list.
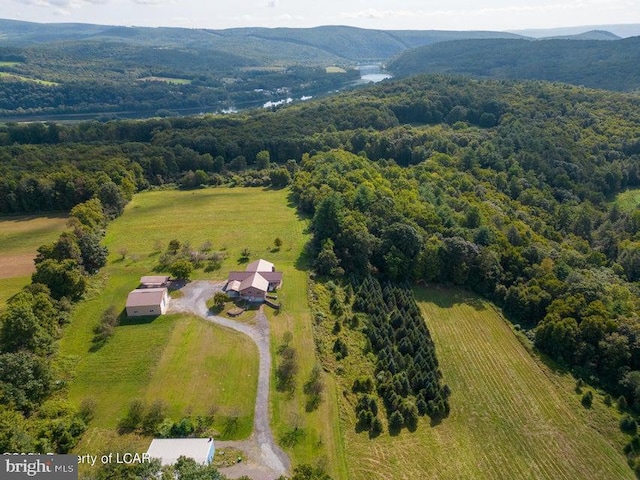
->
[353, 276, 450, 434]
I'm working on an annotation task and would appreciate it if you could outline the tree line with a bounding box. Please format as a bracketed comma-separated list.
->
[0, 196, 114, 453]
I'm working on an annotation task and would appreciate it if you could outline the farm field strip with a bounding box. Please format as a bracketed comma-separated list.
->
[0, 71, 58, 85]
[137, 76, 192, 84]
[0, 214, 68, 302]
[419, 288, 630, 479]
[0, 214, 68, 256]
[339, 287, 632, 480]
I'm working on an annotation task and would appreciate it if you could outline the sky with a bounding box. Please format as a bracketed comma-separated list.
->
[3, 0, 639, 32]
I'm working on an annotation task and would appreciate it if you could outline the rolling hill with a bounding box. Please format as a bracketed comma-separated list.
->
[389, 36, 640, 91]
[0, 19, 527, 64]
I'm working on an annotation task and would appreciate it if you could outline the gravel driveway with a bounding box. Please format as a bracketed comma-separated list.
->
[169, 281, 290, 480]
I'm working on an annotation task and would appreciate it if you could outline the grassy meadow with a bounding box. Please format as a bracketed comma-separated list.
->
[59, 187, 344, 476]
[334, 287, 632, 480]
[0, 214, 68, 305]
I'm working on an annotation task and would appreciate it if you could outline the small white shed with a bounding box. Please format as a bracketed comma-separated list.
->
[146, 438, 214, 466]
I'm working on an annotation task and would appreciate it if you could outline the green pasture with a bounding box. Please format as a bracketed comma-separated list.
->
[0, 61, 21, 67]
[338, 287, 632, 480]
[0, 214, 68, 256]
[102, 187, 304, 277]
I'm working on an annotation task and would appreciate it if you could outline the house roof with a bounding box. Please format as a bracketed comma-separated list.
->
[147, 438, 213, 466]
[246, 259, 274, 272]
[126, 288, 167, 307]
[228, 271, 283, 284]
[226, 280, 241, 292]
[140, 275, 170, 286]
[239, 272, 269, 293]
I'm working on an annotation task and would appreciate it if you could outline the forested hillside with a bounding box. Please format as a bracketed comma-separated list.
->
[1, 74, 640, 470]
[0, 19, 525, 120]
[1, 19, 636, 120]
[389, 37, 640, 91]
[0, 19, 522, 60]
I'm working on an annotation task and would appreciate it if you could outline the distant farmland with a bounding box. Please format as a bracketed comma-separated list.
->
[0, 214, 67, 305]
[137, 76, 192, 84]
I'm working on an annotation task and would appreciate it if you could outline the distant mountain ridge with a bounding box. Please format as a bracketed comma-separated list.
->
[1, 18, 636, 65]
[542, 30, 621, 41]
[510, 24, 640, 38]
[0, 19, 526, 63]
[389, 36, 640, 92]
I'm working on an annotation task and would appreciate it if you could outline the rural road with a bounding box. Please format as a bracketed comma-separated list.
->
[169, 280, 291, 480]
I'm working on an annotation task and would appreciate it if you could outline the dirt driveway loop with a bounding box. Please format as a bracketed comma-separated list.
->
[169, 281, 291, 480]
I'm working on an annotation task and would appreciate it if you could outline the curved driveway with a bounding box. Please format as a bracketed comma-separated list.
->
[169, 281, 290, 479]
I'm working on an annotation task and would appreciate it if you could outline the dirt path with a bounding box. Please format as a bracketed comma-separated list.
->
[169, 281, 290, 480]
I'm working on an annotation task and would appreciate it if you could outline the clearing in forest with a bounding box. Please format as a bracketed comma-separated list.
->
[615, 188, 640, 213]
[340, 287, 632, 480]
[59, 187, 343, 477]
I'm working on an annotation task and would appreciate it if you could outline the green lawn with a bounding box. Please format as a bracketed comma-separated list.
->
[337, 287, 632, 479]
[65, 312, 257, 436]
[615, 188, 640, 213]
[60, 187, 343, 474]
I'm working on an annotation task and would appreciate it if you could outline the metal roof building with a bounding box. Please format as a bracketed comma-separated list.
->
[146, 438, 214, 466]
[125, 287, 169, 317]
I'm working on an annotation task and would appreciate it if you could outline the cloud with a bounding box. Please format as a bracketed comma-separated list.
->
[339, 2, 628, 24]
[267, 0, 278, 7]
[132, 0, 167, 4]
[14, 0, 109, 7]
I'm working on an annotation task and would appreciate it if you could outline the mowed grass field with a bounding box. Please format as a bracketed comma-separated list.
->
[59, 187, 344, 475]
[340, 287, 632, 480]
[0, 214, 68, 305]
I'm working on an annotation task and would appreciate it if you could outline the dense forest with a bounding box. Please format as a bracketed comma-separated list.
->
[389, 36, 640, 92]
[1, 74, 640, 466]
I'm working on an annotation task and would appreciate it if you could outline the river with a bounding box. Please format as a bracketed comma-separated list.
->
[358, 64, 393, 83]
[0, 65, 393, 123]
